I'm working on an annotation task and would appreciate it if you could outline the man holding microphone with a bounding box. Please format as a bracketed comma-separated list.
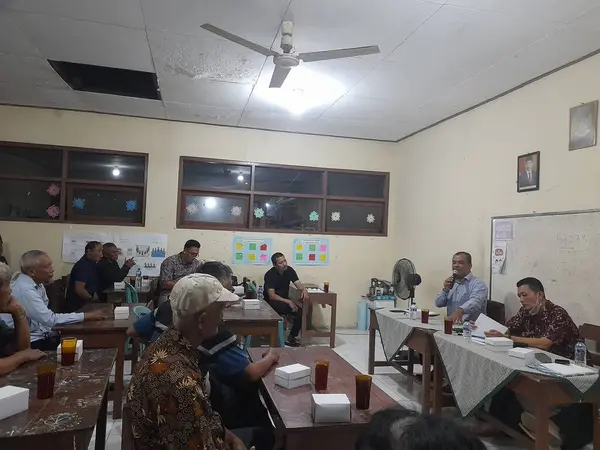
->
[435, 251, 488, 323]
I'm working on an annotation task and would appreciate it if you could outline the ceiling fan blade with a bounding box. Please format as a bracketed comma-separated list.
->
[200, 23, 279, 57]
[299, 45, 380, 63]
[269, 66, 291, 88]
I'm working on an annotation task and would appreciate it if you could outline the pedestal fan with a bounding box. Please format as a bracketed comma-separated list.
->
[392, 258, 421, 309]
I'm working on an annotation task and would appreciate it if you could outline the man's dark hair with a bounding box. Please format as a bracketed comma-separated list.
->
[103, 242, 117, 250]
[85, 241, 102, 253]
[517, 277, 545, 294]
[197, 261, 233, 285]
[454, 251, 472, 265]
[271, 252, 285, 265]
[356, 408, 486, 450]
[184, 239, 201, 249]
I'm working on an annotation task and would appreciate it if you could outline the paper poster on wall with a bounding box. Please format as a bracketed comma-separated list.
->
[232, 236, 272, 265]
[113, 233, 168, 277]
[292, 238, 329, 266]
[494, 221, 514, 241]
[492, 241, 507, 274]
[62, 231, 113, 263]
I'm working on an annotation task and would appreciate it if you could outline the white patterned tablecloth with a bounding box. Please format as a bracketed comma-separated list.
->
[374, 307, 442, 359]
[434, 332, 600, 417]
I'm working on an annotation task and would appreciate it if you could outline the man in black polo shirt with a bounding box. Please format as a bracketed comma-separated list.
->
[264, 252, 309, 347]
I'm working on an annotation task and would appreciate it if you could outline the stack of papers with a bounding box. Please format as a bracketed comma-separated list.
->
[473, 314, 508, 338]
[541, 363, 597, 377]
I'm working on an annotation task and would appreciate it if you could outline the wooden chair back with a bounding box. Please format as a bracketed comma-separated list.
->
[121, 402, 135, 450]
[487, 300, 506, 325]
[579, 323, 600, 366]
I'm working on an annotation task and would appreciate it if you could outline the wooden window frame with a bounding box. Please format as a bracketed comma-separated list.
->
[0, 141, 148, 226]
[177, 156, 389, 237]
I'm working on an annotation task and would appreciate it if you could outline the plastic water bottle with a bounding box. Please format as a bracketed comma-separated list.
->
[463, 321, 472, 343]
[135, 267, 142, 290]
[574, 339, 587, 365]
[257, 285, 264, 301]
[409, 303, 417, 320]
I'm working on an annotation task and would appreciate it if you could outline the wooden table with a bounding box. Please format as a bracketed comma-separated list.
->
[103, 285, 153, 305]
[292, 285, 337, 348]
[248, 347, 397, 450]
[55, 303, 138, 419]
[0, 349, 117, 450]
[367, 308, 444, 414]
[223, 300, 283, 347]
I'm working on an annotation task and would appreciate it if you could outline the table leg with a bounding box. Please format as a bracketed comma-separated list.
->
[368, 313, 376, 375]
[407, 349, 414, 375]
[329, 302, 336, 348]
[130, 339, 139, 373]
[95, 384, 108, 450]
[421, 346, 431, 414]
[113, 339, 125, 420]
[269, 325, 279, 347]
[432, 351, 443, 415]
[301, 299, 309, 346]
[533, 403, 550, 450]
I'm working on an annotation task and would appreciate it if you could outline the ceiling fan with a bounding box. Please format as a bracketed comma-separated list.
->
[200, 22, 380, 88]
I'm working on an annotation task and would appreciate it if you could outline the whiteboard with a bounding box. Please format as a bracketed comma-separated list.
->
[490, 210, 600, 326]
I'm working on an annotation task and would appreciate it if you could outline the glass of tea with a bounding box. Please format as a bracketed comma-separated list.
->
[421, 309, 430, 324]
[444, 317, 453, 334]
[323, 282, 330, 293]
[314, 360, 329, 391]
[355, 375, 372, 410]
[60, 337, 77, 366]
[37, 363, 57, 399]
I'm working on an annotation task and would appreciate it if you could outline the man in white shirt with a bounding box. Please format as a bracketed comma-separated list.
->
[10, 250, 105, 350]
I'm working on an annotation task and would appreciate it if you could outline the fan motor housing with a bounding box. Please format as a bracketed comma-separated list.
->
[274, 54, 300, 68]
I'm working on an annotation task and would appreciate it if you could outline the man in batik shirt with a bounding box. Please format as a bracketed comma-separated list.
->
[128, 273, 268, 450]
[485, 277, 592, 450]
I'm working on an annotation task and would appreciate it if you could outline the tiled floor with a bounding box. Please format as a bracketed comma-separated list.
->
[88, 330, 580, 450]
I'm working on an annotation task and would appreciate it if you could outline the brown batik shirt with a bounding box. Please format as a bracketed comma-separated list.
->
[127, 327, 227, 450]
[159, 253, 203, 297]
[507, 300, 580, 359]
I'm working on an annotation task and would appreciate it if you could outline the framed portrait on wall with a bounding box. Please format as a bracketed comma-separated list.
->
[569, 100, 598, 151]
[517, 151, 540, 193]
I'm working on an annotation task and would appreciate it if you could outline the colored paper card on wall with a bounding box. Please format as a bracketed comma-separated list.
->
[309, 254, 316, 261]
[232, 236, 272, 265]
[296, 244, 303, 251]
[291, 238, 329, 266]
[320, 245, 327, 252]
[309, 244, 316, 251]
[296, 253, 303, 260]
[319, 254, 327, 261]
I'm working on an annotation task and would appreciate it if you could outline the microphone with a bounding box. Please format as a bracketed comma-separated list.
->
[449, 270, 458, 289]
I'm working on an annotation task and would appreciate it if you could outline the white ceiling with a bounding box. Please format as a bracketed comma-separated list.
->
[1, 0, 600, 142]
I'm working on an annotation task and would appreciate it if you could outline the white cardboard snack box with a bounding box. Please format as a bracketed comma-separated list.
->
[114, 306, 130, 320]
[311, 394, 351, 423]
[0, 386, 29, 421]
[275, 364, 311, 389]
[113, 281, 126, 290]
[57, 339, 84, 362]
[508, 347, 535, 359]
[484, 337, 513, 347]
[243, 299, 260, 310]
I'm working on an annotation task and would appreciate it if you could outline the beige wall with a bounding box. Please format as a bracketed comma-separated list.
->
[394, 53, 600, 312]
[0, 105, 397, 327]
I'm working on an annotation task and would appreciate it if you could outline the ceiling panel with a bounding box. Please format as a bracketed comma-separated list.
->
[141, 0, 289, 47]
[0, 82, 84, 110]
[446, 0, 600, 23]
[0, 10, 40, 56]
[164, 102, 242, 126]
[304, 117, 402, 141]
[321, 93, 412, 122]
[16, 13, 154, 71]
[149, 30, 266, 85]
[288, 0, 442, 57]
[0, 53, 66, 88]
[75, 92, 166, 119]
[158, 73, 253, 109]
[4, 0, 145, 28]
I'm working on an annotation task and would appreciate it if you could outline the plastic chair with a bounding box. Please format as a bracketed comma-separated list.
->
[124, 281, 139, 304]
[133, 305, 151, 318]
[243, 320, 285, 350]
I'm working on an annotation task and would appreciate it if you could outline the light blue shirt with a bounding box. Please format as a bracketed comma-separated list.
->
[8, 273, 84, 342]
[434, 272, 488, 321]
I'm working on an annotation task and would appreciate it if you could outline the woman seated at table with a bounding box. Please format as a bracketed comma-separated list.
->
[0, 262, 44, 375]
[485, 277, 592, 449]
[127, 261, 278, 429]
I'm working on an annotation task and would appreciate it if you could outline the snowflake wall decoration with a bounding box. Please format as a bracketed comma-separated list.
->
[72, 198, 85, 209]
[186, 203, 199, 215]
[47, 184, 60, 197]
[254, 207, 265, 219]
[125, 200, 138, 211]
[46, 205, 60, 218]
[331, 211, 341, 222]
[366, 213, 376, 224]
[309, 211, 319, 221]
[230, 205, 242, 217]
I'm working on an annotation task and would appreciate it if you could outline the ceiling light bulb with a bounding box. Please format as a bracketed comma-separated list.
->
[205, 198, 217, 209]
[112, 167, 120, 177]
[265, 203, 270, 208]
[237, 174, 244, 181]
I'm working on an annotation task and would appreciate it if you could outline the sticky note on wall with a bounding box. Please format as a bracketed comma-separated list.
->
[296, 253, 303, 260]
[249, 243, 257, 251]
[248, 254, 256, 261]
[319, 254, 327, 261]
[320, 245, 327, 252]
[235, 253, 243, 260]
[296, 244, 303, 251]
